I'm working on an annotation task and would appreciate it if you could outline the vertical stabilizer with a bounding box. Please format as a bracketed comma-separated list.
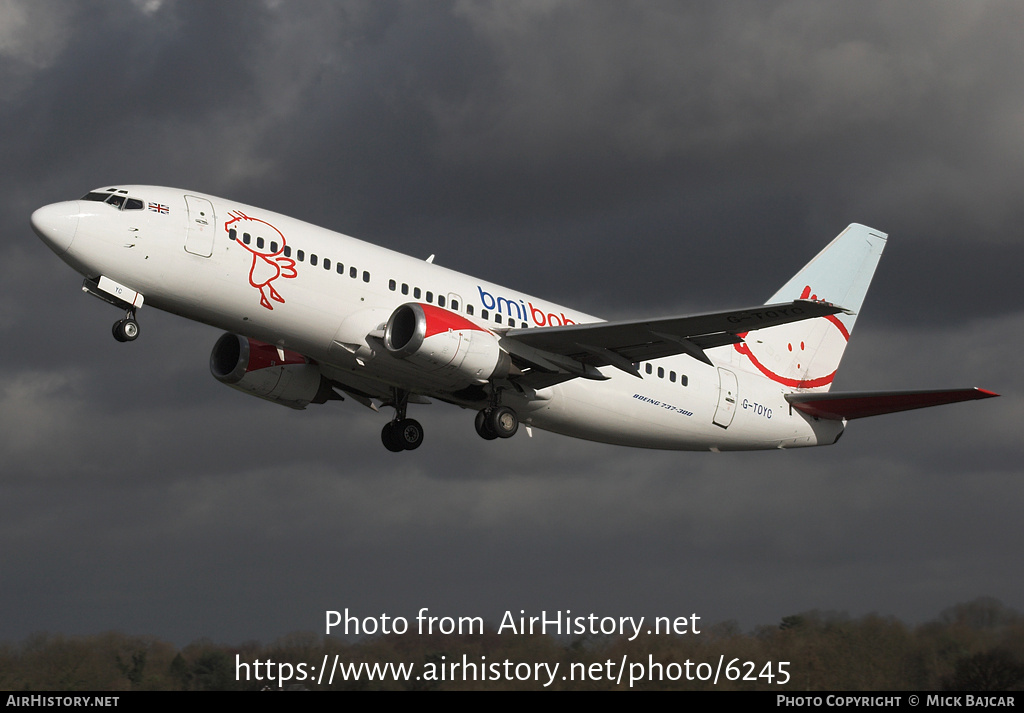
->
[733, 224, 887, 391]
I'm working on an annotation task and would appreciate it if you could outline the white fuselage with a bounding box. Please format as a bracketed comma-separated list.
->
[35, 186, 843, 451]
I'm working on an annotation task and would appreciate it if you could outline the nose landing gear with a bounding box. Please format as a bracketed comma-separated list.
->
[80, 277, 144, 343]
[112, 309, 140, 342]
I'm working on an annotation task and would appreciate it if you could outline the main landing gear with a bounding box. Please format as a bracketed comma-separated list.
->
[381, 388, 424, 452]
[474, 405, 519, 440]
[381, 419, 424, 452]
[379, 389, 521, 451]
[112, 309, 140, 342]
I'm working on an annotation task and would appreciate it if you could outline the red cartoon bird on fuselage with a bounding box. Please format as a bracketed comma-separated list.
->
[225, 211, 297, 310]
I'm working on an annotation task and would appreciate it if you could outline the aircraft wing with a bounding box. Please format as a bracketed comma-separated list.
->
[785, 388, 999, 420]
[501, 299, 847, 379]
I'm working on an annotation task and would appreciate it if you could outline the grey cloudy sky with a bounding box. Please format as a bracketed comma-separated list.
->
[1, 0, 1021, 646]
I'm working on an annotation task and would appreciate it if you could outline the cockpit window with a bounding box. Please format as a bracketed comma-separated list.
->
[80, 190, 145, 211]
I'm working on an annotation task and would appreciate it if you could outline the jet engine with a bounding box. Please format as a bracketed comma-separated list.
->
[384, 303, 510, 388]
[210, 333, 336, 409]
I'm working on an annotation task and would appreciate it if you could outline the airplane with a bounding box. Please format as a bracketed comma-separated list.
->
[31, 186, 998, 452]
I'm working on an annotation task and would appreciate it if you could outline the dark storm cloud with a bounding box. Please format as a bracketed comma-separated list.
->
[183, 0, 1024, 317]
[1, 0, 1020, 646]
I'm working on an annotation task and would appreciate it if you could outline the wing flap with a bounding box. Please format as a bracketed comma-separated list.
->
[786, 388, 999, 420]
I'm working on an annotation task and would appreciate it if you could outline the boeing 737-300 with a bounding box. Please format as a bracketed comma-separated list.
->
[31, 186, 997, 452]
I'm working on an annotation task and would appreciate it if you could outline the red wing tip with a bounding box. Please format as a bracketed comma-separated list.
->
[976, 388, 1000, 398]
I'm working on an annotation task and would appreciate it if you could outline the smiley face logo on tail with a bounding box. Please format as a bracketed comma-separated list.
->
[734, 285, 850, 389]
[225, 211, 297, 310]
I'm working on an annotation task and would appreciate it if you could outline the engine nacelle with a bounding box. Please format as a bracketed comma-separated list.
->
[384, 303, 510, 388]
[210, 333, 335, 410]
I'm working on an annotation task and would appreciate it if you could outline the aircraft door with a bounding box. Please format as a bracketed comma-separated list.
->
[184, 195, 216, 257]
[713, 367, 738, 428]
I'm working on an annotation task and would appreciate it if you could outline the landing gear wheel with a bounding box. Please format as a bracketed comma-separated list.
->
[487, 406, 518, 439]
[397, 419, 423, 450]
[121, 318, 139, 341]
[381, 422, 404, 452]
[112, 318, 140, 342]
[382, 419, 424, 451]
[475, 409, 498, 440]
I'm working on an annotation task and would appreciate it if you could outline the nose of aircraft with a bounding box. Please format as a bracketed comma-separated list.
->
[31, 201, 80, 255]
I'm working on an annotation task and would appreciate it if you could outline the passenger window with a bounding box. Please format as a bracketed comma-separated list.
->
[481, 309, 488, 320]
[401, 283, 409, 295]
[283, 245, 291, 257]
[336, 263, 344, 274]
[451, 300, 459, 311]
[467, 305, 474, 316]
[310, 254, 318, 266]
[270, 241, 278, 253]
[670, 371, 676, 382]
[297, 250, 305, 262]
[494, 313, 502, 324]
[350, 267, 357, 279]
[389, 279, 397, 291]
[242, 233, 251, 245]
[414, 287, 421, 299]
[645, 364, 652, 375]
[680, 375, 688, 387]
[256, 237, 265, 249]
[362, 271, 369, 283]
[323, 258, 330, 270]
[438, 296, 446, 308]
[426, 291, 434, 303]
[658, 367, 664, 378]
[229, 229, 237, 241]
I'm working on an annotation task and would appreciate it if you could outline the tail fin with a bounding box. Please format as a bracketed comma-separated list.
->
[734, 224, 887, 391]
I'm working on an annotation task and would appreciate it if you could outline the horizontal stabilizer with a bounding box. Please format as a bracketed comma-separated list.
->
[786, 388, 999, 421]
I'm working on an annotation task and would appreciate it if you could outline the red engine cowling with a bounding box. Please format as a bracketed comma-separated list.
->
[210, 333, 335, 409]
[384, 303, 510, 387]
